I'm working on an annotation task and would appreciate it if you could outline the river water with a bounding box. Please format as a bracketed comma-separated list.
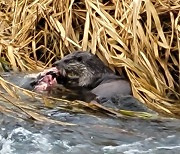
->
[0, 73, 180, 154]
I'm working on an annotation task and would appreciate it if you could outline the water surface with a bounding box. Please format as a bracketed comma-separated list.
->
[0, 72, 180, 154]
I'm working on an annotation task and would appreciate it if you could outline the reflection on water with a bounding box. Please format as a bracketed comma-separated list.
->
[1, 72, 180, 154]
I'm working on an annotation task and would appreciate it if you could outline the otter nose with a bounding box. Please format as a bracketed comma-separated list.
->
[52, 61, 59, 67]
[52, 60, 64, 70]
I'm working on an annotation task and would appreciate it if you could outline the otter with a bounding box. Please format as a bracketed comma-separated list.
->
[52, 51, 131, 97]
[21, 51, 151, 112]
[52, 51, 151, 112]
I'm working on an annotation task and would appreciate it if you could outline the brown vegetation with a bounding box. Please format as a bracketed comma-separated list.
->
[0, 0, 180, 118]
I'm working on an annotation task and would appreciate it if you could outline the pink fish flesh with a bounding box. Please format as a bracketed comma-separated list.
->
[33, 67, 60, 92]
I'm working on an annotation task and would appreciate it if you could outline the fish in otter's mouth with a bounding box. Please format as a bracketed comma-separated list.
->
[33, 67, 79, 92]
[33, 67, 63, 92]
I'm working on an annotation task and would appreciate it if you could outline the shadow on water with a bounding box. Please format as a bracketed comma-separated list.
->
[1, 72, 180, 154]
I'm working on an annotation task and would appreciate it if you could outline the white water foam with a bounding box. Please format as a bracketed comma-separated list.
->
[102, 136, 180, 154]
[0, 135, 14, 154]
[0, 127, 53, 154]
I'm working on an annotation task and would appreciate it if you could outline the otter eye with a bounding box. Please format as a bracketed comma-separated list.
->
[76, 56, 82, 62]
[64, 59, 69, 63]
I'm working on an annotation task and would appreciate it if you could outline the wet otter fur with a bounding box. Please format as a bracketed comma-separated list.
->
[52, 51, 151, 112]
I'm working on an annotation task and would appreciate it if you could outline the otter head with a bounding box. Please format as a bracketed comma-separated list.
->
[52, 51, 113, 88]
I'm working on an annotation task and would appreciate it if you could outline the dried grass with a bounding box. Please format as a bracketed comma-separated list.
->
[0, 0, 180, 117]
[0, 76, 156, 123]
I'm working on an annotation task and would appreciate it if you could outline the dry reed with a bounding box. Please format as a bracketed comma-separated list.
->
[0, 0, 180, 117]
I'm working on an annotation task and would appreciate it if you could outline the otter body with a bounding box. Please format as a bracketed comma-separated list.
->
[52, 51, 151, 112]
[91, 80, 131, 99]
[21, 51, 151, 112]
